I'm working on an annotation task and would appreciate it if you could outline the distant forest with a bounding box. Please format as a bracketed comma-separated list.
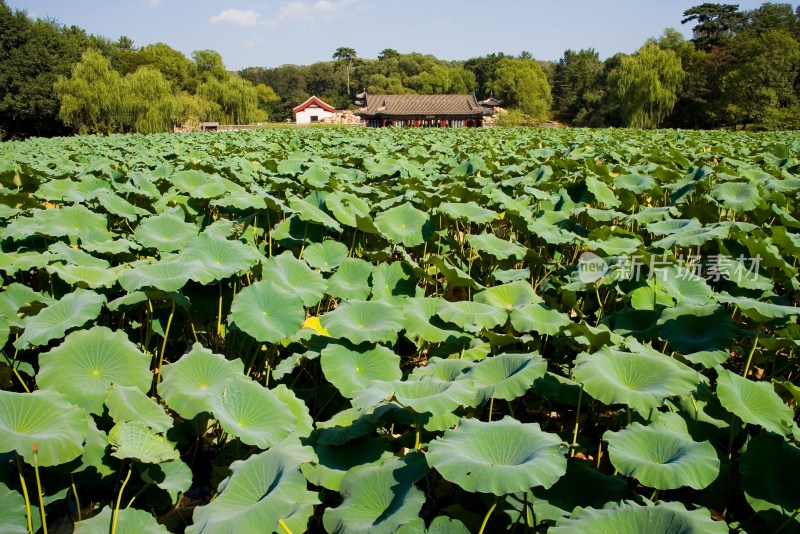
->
[1, 1, 799, 138]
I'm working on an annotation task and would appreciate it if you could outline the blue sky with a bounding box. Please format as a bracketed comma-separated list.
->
[9, 0, 787, 70]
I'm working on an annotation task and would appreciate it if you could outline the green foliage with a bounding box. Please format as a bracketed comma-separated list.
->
[54, 50, 123, 134]
[552, 49, 605, 125]
[488, 57, 552, 119]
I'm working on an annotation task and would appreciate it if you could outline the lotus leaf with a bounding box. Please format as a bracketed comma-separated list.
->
[321, 343, 402, 398]
[262, 251, 327, 306]
[716, 369, 793, 435]
[303, 240, 349, 272]
[473, 280, 541, 310]
[37, 326, 151, 414]
[158, 343, 245, 419]
[105, 384, 173, 434]
[182, 232, 262, 285]
[436, 300, 507, 332]
[740, 432, 800, 528]
[427, 417, 567, 495]
[322, 452, 428, 534]
[229, 279, 305, 343]
[73, 507, 169, 534]
[209, 378, 294, 448]
[14, 288, 106, 349]
[0, 482, 27, 534]
[466, 352, 547, 403]
[573, 345, 700, 412]
[0, 390, 87, 466]
[327, 258, 374, 300]
[466, 232, 527, 260]
[188, 440, 319, 534]
[321, 300, 404, 345]
[108, 420, 179, 463]
[353, 376, 476, 414]
[374, 202, 433, 247]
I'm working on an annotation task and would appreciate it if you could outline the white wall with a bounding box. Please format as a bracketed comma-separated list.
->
[296, 105, 335, 124]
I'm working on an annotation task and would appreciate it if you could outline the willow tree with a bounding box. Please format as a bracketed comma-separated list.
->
[488, 57, 552, 120]
[197, 76, 263, 124]
[609, 45, 685, 129]
[54, 50, 122, 134]
[121, 66, 180, 133]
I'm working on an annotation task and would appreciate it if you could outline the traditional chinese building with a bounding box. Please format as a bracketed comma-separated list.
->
[293, 96, 336, 124]
[356, 93, 490, 128]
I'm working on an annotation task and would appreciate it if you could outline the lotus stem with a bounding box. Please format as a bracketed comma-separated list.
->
[570, 384, 584, 457]
[773, 507, 800, 534]
[156, 298, 176, 387]
[32, 444, 47, 534]
[478, 495, 500, 534]
[217, 281, 224, 340]
[278, 519, 294, 534]
[12, 367, 30, 393]
[16, 454, 33, 534]
[112, 465, 133, 534]
[71, 474, 81, 521]
[742, 333, 760, 378]
[126, 483, 150, 508]
[626, 406, 632, 426]
[488, 397, 494, 421]
[414, 415, 422, 450]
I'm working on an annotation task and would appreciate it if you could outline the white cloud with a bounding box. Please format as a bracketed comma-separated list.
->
[209, 9, 262, 27]
[265, 0, 360, 27]
[147, 0, 163, 7]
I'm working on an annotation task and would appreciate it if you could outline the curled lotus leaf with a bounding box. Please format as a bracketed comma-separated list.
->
[466, 232, 527, 260]
[473, 280, 541, 310]
[466, 352, 547, 403]
[182, 232, 262, 285]
[437, 201, 498, 224]
[188, 440, 319, 534]
[427, 417, 567, 495]
[353, 376, 477, 414]
[262, 251, 327, 307]
[158, 343, 245, 419]
[436, 300, 507, 332]
[0, 389, 88, 467]
[14, 288, 106, 349]
[118, 257, 197, 293]
[37, 326, 151, 415]
[603, 422, 720, 490]
[108, 420, 179, 463]
[572, 345, 700, 412]
[716, 369, 793, 435]
[73, 507, 168, 534]
[321, 299, 404, 345]
[105, 384, 173, 434]
[550, 500, 728, 534]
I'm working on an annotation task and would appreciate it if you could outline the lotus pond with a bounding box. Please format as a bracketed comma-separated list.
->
[0, 127, 799, 533]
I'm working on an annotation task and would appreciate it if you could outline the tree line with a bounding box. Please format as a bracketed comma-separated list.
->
[1, 1, 798, 138]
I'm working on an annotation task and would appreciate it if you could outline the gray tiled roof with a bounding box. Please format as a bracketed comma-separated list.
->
[357, 94, 489, 118]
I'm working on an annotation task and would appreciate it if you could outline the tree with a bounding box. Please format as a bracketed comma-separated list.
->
[487, 57, 552, 120]
[121, 66, 180, 133]
[681, 3, 745, 50]
[552, 49, 605, 125]
[197, 76, 263, 124]
[138, 43, 196, 91]
[332, 47, 357, 95]
[744, 3, 800, 39]
[54, 49, 123, 134]
[378, 48, 400, 61]
[608, 44, 685, 128]
[721, 29, 800, 129]
[193, 49, 227, 82]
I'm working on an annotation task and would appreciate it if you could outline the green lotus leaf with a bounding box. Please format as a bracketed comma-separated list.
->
[48, 242, 109, 268]
[262, 251, 327, 307]
[0, 482, 27, 534]
[473, 280, 541, 310]
[36, 327, 151, 414]
[0, 315, 8, 347]
[427, 417, 567, 495]
[402, 298, 464, 344]
[437, 201, 498, 224]
[93, 189, 149, 221]
[573, 345, 700, 412]
[716, 294, 800, 322]
[229, 279, 305, 343]
[466, 352, 547, 403]
[321, 343, 402, 398]
[550, 500, 728, 534]
[614, 173, 658, 194]
[712, 181, 761, 212]
[321, 300, 404, 345]
[645, 218, 701, 237]
[35, 204, 108, 240]
[327, 258, 374, 300]
[105, 384, 172, 434]
[585, 176, 621, 208]
[395, 517, 470, 534]
[118, 257, 197, 292]
[182, 232, 262, 285]
[374, 202, 433, 247]
[303, 240, 349, 272]
[410, 357, 471, 382]
[301, 436, 394, 492]
[46, 263, 122, 289]
[436, 300, 507, 332]
[272, 384, 313, 438]
[652, 225, 728, 249]
[466, 232, 527, 260]
[511, 303, 572, 335]
[603, 422, 719, 490]
[289, 193, 342, 232]
[209, 378, 294, 448]
[716, 369, 793, 435]
[14, 288, 106, 349]
[0, 390, 87, 466]
[353, 376, 476, 415]
[170, 170, 230, 198]
[74, 417, 114, 477]
[134, 208, 198, 252]
[108, 420, 179, 463]
[653, 267, 715, 306]
[326, 191, 377, 232]
[158, 343, 245, 419]
[140, 459, 193, 503]
[73, 506, 169, 534]
[0, 283, 53, 329]
[188, 440, 319, 534]
[657, 305, 737, 354]
[427, 255, 480, 289]
[740, 432, 800, 529]
[370, 261, 416, 301]
[322, 452, 428, 534]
